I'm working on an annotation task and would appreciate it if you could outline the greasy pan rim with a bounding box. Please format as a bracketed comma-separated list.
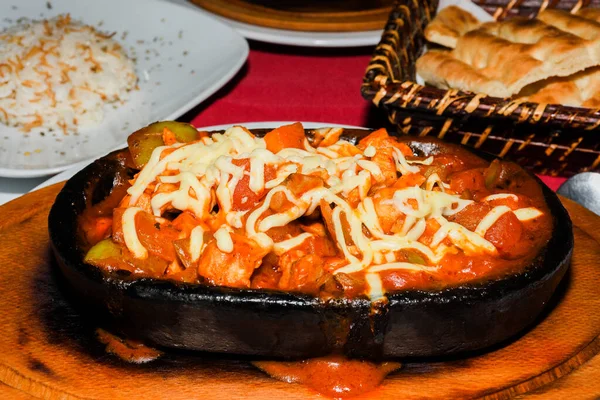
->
[48, 127, 573, 309]
[47, 128, 573, 357]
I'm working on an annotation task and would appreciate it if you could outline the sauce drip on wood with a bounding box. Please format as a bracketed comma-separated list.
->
[253, 356, 401, 398]
[94, 327, 399, 397]
[96, 328, 162, 363]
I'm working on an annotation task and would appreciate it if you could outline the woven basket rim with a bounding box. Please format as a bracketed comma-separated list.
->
[361, 1, 600, 130]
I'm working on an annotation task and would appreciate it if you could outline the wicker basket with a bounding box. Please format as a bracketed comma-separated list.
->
[361, 0, 600, 176]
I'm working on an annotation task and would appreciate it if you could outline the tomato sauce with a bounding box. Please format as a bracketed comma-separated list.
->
[79, 125, 554, 299]
[78, 125, 559, 398]
[253, 356, 401, 398]
[96, 328, 163, 364]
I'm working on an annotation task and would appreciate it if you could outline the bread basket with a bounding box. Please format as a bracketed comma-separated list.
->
[361, 0, 600, 176]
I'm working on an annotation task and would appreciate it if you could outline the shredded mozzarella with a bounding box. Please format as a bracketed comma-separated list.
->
[364, 146, 376, 157]
[273, 233, 313, 256]
[514, 207, 544, 221]
[121, 208, 148, 259]
[189, 225, 205, 262]
[214, 225, 234, 253]
[119, 126, 545, 300]
[475, 206, 512, 236]
[484, 193, 519, 202]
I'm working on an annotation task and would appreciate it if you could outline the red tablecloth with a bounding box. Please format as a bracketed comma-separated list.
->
[190, 42, 566, 191]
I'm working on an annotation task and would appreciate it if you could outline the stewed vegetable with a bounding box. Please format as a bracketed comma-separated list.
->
[81, 122, 552, 300]
[126, 121, 201, 168]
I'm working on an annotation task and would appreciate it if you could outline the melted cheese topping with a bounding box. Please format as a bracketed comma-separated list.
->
[364, 146, 376, 157]
[484, 193, 519, 202]
[189, 225, 205, 262]
[514, 207, 544, 221]
[121, 208, 148, 259]
[475, 206, 512, 236]
[365, 272, 385, 301]
[273, 232, 313, 256]
[214, 225, 234, 253]
[119, 126, 545, 301]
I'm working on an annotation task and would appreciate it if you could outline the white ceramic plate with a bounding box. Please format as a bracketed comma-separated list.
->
[0, 175, 48, 206]
[33, 121, 365, 191]
[201, 11, 383, 47]
[0, 0, 249, 178]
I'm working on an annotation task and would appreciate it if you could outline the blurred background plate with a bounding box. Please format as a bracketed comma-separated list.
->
[189, 0, 393, 32]
[188, 0, 390, 47]
[0, 0, 248, 178]
[201, 17, 384, 47]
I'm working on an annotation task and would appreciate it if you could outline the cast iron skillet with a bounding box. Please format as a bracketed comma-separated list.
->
[48, 128, 573, 359]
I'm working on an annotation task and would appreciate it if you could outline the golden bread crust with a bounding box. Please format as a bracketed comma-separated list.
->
[417, 7, 600, 106]
[415, 49, 511, 97]
[537, 9, 600, 41]
[576, 7, 600, 23]
[424, 6, 481, 48]
[517, 76, 583, 106]
[517, 66, 600, 107]
[419, 26, 597, 97]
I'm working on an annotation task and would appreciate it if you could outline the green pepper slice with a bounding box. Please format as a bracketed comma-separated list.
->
[85, 238, 168, 276]
[85, 239, 123, 265]
[484, 159, 501, 190]
[127, 121, 199, 169]
[404, 250, 427, 265]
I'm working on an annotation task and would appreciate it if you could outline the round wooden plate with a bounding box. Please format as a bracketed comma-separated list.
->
[0, 183, 599, 399]
[189, 0, 393, 32]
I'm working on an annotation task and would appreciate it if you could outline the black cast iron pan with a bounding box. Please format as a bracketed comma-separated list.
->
[48, 128, 573, 359]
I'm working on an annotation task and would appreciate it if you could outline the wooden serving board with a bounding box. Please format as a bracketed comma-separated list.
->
[1, 183, 600, 399]
[189, 0, 393, 32]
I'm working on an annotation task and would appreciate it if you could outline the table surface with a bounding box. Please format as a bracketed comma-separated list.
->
[0, 1, 567, 205]
[0, 3, 595, 398]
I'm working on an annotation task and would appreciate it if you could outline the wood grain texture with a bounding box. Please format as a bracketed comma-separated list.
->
[189, 0, 393, 32]
[515, 198, 600, 400]
[0, 382, 35, 399]
[0, 184, 599, 399]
